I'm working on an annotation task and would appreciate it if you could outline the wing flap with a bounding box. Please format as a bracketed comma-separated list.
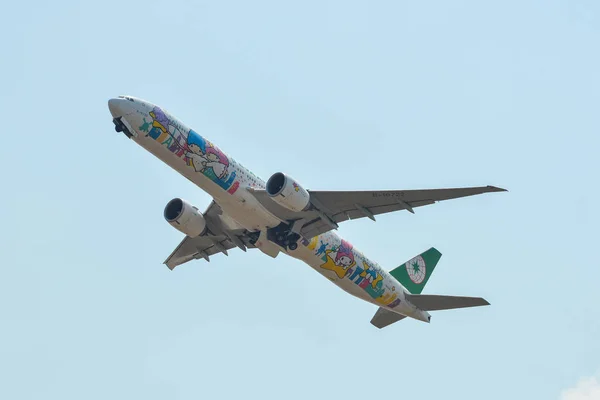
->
[313, 186, 506, 214]
[163, 200, 257, 269]
[164, 235, 234, 269]
[250, 185, 506, 239]
[330, 200, 436, 221]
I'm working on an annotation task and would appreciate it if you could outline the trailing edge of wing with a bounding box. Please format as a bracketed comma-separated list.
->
[249, 185, 507, 239]
[163, 201, 257, 269]
[163, 235, 235, 269]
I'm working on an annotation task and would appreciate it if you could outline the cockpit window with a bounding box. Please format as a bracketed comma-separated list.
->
[118, 95, 135, 102]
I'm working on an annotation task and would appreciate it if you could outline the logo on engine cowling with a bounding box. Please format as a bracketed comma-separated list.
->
[292, 182, 300, 192]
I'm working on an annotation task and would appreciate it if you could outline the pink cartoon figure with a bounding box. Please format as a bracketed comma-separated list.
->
[321, 239, 356, 279]
[204, 145, 229, 179]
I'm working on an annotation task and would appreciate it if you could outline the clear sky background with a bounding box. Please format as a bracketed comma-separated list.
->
[1, 1, 599, 399]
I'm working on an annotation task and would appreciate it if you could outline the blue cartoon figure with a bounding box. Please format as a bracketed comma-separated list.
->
[185, 129, 236, 190]
[186, 131, 209, 173]
[315, 241, 328, 257]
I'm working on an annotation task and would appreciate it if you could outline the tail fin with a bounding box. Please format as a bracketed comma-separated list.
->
[389, 247, 442, 294]
[405, 294, 490, 311]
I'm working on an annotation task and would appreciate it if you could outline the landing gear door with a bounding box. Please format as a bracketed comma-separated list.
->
[120, 117, 138, 138]
[254, 229, 280, 258]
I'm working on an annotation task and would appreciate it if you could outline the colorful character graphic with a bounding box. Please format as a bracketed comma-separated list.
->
[147, 107, 172, 142]
[185, 129, 237, 191]
[292, 182, 300, 192]
[138, 118, 151, 133]
[186, 140, 208, 173]
[315, 241, 328, 256]
[186, 130, 229, 179]
[346, 259, 385, 298]
[227, 180, 240, 194]
[375, 290, 397, 306]
[307, 236, 319, 251]
[145, 109, 238, 193]
[387, 298, 401, 308]
[149, 106, 170, 133]
[360, 262, 383, 290]
[361, 261, 385, 298]
[320, 240, 356, 279]
[348, 265, 365, 284]
[205, 146, 229, 179]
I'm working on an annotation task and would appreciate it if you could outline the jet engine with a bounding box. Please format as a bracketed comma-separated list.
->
[164, 198, 207, 237]
[265, 172, 310, 212]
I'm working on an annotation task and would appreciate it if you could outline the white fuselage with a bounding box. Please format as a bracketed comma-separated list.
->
[108, 96, 430, 322]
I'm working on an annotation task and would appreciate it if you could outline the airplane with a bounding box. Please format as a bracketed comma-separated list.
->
[107, 95, 506, 329]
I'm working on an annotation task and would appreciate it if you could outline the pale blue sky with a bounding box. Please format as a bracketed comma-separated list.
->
[1, 1, 599, 399]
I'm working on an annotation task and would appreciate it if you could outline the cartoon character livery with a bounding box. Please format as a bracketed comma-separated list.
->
[108, 95, 507, 329]
[143, 107, 238, 193]
[320, 239, 356, 279]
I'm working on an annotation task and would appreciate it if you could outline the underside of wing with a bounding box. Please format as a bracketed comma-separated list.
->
[405, 294, 490, 311]
[310, 186, 507, 218]
[164, 233, 256, 269]
[164, 201, 258, 269]
[250, 185, 507, 239]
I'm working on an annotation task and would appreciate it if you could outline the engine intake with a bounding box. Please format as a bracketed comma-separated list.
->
[266, 172, 310, 212]
[164, 198, 207, 237]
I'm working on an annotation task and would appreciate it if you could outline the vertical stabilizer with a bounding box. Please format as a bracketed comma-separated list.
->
[389, 248, 442, 294]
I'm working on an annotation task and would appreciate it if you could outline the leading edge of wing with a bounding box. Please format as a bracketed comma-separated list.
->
[310, 185, 507, 197]
[307, 185, 508, 217]
[249, 184, 507, 236]
[487, 185, 508, 192]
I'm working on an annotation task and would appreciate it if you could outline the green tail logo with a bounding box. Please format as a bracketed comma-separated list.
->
[389, 248, 442, 294]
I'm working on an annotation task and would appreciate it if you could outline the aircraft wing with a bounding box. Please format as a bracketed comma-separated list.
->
[164, 201, 257, 270]
[249, 185, 507, 239]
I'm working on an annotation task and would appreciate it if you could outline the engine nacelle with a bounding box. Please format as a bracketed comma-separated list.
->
[265, 172, 310, 212]
[164, 198, 207, 237]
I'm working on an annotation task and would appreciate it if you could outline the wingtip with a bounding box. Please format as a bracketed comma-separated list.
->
[163, 260, 177, 270]
[486, 185, 508, 192]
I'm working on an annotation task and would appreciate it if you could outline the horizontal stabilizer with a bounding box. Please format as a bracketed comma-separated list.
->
[370, 307, 407, 329]
[406, 294, 490, 311]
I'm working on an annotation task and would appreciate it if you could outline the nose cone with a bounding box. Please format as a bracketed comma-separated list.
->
[108, 97, 135, 118]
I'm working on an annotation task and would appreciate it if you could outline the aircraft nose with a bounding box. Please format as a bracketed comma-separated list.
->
[108, 97, 135, 118]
